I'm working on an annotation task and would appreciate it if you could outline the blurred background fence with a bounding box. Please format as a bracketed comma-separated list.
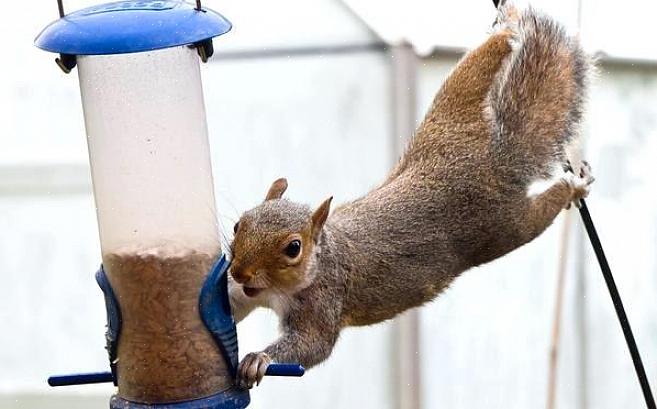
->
[1, 0, 657, 408]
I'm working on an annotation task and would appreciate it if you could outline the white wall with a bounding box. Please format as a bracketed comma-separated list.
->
[343, 0, 657, 61]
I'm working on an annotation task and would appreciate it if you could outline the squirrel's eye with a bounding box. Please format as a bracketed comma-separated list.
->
[233, 222, 239, 233]
[284, 240, 301, 258]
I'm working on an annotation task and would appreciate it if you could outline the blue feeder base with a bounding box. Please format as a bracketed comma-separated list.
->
[109, 387, 250, 409]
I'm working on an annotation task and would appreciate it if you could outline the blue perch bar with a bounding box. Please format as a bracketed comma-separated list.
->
[48, 364, 305, 387]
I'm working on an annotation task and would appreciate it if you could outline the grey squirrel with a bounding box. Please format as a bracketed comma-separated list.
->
[228, 2, 594, 389]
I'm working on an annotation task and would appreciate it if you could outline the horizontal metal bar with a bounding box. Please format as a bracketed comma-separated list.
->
[48, 372, 113, 387]
[0, 164, 91, 196]
[211, 42, 387, 61]
[425, 45, 657, 68]
[48, 364, 305, 387]
[264, 364, 305, 377]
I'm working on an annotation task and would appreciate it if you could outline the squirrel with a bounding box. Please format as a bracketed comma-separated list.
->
[228, 2, 594, 389]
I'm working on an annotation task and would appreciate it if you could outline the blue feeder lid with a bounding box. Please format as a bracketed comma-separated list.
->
[35, 0, 232, 55]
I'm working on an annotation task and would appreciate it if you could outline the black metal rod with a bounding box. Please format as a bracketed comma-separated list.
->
[579, 199, 656, 409]
[195, 0, 202, 10]
[57, 0, 65, 17]
[48, 372, 113, 387]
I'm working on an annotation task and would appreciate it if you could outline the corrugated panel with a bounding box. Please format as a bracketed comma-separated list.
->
[205, 0, 380, 52]
[342, 0, 579, 55]
[581, 0, 657, 62]
[0, 195, 108, 392]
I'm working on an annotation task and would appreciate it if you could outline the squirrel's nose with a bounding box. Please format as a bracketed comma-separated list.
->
[230, 267, 253, 284]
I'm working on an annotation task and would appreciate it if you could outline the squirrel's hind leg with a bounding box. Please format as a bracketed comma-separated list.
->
[493, 1, 520, 33]
[425, 7, 518, 125]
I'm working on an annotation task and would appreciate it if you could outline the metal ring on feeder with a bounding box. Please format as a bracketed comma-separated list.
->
[55, 53, 76, 74]
[195, 39, 214, 63]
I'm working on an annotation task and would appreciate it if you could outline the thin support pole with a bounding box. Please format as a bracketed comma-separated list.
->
[390, 43, 421, 409]
[195, 0, 202, 11]
[57, 0, 65, 17]
[574, 216, 589, 409]
[546, 211, 572, 409]
[579, 199, 656, 409]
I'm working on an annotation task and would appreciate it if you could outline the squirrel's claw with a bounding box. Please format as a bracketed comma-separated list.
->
[237, 351, 272, 389]
[564, 160, 594, 209]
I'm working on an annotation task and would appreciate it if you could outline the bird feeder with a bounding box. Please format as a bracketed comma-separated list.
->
[34, 1, 302, 408]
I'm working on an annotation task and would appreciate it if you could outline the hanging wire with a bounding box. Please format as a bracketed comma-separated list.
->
[579, 200, 656, 409]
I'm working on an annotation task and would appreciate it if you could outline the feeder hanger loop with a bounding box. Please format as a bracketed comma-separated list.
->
[194, 39, 214, 63]
[57, 0, 65, 18]
[190, 0, 217, 63]
[54, 0, 77, 74]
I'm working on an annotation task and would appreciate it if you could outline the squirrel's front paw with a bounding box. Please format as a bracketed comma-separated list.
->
[563, 161, 595, 209]
[237, 352, 272, 389]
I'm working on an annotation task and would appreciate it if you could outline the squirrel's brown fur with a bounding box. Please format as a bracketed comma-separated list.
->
[229, 3, 594, 388]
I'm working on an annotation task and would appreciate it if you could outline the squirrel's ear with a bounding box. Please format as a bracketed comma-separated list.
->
[265, 178, 288, 201]
[311, 196, 332, 241]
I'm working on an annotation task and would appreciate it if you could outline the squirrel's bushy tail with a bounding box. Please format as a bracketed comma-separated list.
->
[490, 6, 591, 181]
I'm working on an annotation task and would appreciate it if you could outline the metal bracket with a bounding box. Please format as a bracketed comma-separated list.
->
[55, 53, 77, 74]
[194, 39, 215, 63]
[96, 266, 122, 385]
[47, 265, 122, 388]
[198, 256, 306, 379]
[199, 255, 239, 376]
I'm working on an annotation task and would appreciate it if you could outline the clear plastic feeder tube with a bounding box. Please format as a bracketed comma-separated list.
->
[77, 46, 229, 403]
[79, 46, 220, 256]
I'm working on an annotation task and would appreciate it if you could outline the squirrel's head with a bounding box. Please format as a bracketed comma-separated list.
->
[229, 178, 332, 298]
